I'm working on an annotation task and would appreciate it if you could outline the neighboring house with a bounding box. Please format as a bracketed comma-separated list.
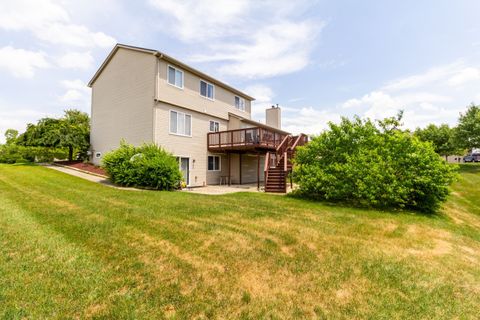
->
[446, 155, 464, 163]
[88, 44, 306, 192]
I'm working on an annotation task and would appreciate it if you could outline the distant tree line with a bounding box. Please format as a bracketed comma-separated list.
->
[413, 103, 480, 160]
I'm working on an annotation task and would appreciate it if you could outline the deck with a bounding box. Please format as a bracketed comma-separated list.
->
[207, 127, 287, 152]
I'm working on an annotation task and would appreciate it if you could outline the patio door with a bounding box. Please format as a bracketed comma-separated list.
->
[178, 157, 190, 185]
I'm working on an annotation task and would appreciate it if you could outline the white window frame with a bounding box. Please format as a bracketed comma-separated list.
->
[209, 120, 220, 132]
[200, 79, 215, 100]
[167, 65, 184, 89]
[208, 155, 221, 171]
[176, 156, 190, 186]
[235, 96, 245, 111]
[169, 110, 192, 137]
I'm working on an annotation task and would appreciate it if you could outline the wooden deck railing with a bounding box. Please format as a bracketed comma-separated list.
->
[208, 127, 286, 151]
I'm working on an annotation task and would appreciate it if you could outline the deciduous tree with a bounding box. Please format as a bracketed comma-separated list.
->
[455, 103, 480, 150]
[414, 124, 459, 160]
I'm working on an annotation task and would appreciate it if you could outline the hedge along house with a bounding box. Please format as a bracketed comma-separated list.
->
[88, 44, 307, 192]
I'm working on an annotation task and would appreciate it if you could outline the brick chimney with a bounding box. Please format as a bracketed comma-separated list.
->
[266, 105, 281, 129]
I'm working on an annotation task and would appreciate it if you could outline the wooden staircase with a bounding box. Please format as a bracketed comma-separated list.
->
[264, 134, 308, 193]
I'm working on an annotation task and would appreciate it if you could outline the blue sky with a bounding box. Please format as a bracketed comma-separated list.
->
[1, 0, 480, 142]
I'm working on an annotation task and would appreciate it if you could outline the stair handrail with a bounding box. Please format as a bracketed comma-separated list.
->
[275, 135, 292, 165]
[264, 152, 270, 187]
[290, 133, 308, 151]
[283, 151, 288, 192]
[276, 135, 290, 152]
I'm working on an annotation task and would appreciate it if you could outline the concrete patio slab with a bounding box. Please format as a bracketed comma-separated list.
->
[180, 183, 263, 195]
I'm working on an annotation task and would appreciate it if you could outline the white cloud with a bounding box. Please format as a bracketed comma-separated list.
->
[0, 46, 49, 78]
[382, 60, 480, 91]
[382, 62, 463, 91]
[193, 20, 321, 78]
[283, 107, 341, 136]
[148, 0, 250, 42]
[244, 84, 276, 119]
[58, 51, 94, 69]
[58, 79, 91, 110]
[447, 67, 480, 86]
[243, 84, 339, 135]
[149, 0, 322, 79]
[0, 0, 116, 48]
[0, 107, 49, 143]
[340, 60, 480, 129]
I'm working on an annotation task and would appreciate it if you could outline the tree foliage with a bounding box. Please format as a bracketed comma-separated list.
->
[454, 103, 480, 150]
[414, 124, 460, 159]
[102, 141, 182, 190]
[17, 109, 89, 160]
[4, 129, 18, 145]
[293, 114, 457, 213]
[59, 110, 90, 160]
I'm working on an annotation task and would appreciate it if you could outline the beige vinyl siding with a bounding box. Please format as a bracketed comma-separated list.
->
[227, 154, 265, 184]
[90, 47, 156, 165]
[227, 116, 242, 130]
[154, 101, 229, 186]
[241, 154, 265, 184]
[156, 59, 252, 121]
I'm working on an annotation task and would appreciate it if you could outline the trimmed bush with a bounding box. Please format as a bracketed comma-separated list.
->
[0, 145, 68, 163]
[0, 145, 29, 163]
[102, 142, 182, 190]
[293, 116, 457, 212]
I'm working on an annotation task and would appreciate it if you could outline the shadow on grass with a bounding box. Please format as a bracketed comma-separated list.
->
[458, 163, 480, 174]
[7, 162, 38, 167]
[286, 192, 444, 220]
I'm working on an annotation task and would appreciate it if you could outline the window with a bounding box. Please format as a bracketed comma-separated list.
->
[200, 80, 214, 99]
[235, 96, 245, 111]
[170, 110, 192, 136]
[167, 65, 183, 88]
[208, 155, 220, 171]
[209, 120, 219, 132]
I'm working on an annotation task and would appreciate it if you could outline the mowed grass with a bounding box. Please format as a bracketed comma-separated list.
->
[0, 164, 479, 319]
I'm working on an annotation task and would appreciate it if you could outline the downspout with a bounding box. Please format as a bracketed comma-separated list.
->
[152, 52, 163, 144]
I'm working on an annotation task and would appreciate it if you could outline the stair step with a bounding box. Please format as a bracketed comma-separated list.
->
[265, 189, 286, 193]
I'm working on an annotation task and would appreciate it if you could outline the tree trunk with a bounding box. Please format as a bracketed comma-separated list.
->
[68, 146, 73, 161]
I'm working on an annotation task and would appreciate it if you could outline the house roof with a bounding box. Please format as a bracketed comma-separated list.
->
[88, 43, 255, 101]
[228, 113, 290, 135]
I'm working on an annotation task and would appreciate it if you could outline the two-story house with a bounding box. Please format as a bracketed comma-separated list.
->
[88, 44, 307, 192]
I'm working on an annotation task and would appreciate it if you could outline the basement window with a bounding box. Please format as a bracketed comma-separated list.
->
[208, 155, 220, 171]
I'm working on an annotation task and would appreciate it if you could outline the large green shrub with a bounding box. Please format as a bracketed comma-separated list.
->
[102, 142, 182, 190]
[293, 116, 457, 212]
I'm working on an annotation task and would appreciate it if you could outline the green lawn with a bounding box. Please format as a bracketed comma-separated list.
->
[0, 164, 479, 319]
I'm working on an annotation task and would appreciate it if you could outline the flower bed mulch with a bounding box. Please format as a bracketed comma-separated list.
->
[54, 161, 107, 177]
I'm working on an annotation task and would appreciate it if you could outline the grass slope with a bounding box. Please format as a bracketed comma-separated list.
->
[0, 164, 479, 319]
